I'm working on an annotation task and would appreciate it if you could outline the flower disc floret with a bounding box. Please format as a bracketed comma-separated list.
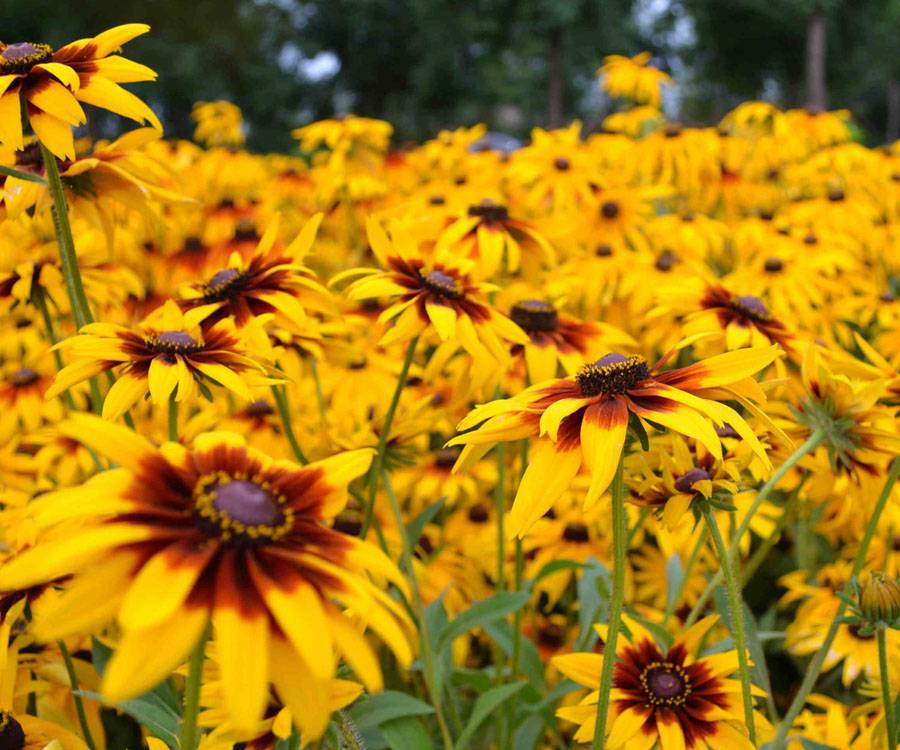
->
[641, 661, 692, 707]
[0, 42, 52, 74]
[510, 299, 558, 332]
[575, 353, 650, 396]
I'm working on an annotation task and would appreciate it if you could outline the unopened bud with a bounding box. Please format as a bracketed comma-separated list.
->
[859, 572, 900, 624]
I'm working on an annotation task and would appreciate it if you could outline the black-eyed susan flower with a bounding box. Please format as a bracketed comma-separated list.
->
[177, 214, 334, 330]
[338, 218, 528, 369]
[434, 198, 555, 277]
[554, 615, 766, 748]
[451, 346, 778, 536]
[0, 25, 160, 160]
[0, 417, 414, 738]
[46, 300, 276, 419]
[192, 100, 245, 148]
[598, 52, 673, 108]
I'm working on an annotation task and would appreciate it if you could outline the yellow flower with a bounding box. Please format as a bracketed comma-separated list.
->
[598, 52, 673, 108]
[192, 100, 245, 148]
[0, 25, 160, 159]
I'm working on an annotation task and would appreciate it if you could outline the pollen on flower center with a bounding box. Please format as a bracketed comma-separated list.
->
[148, 330, 203, 355]
[468, 200, 509, 223]
[0, 711, 25, 750]
[641, 662, 691, 706]
[731, 294, 771, 323]
[11, 367, 39, 387]
[510, 299, 558, 332]
[0, 42, 53, 74]
[203, 267, 249, 301]
[423, 269, 462, 299]
[575, 353, 650, 397]
[194, 471, 293, 543]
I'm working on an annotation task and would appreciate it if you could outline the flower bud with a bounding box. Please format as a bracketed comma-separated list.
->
[859, 572, 900, 624]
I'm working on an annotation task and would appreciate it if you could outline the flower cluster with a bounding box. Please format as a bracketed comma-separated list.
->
[0, 29, 899, 750]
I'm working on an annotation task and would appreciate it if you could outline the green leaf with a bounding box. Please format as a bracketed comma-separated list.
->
[483, 620, 545, 689]
[380, 716, 435, 750]
[436, 591, 530, 654]
[79, 690, 179, 747]
[576, 558, 610, 646]
[628, 412, 650, 450]
[799, 740, 839, 750]
[348, 690, 434, 731]
[741, 602, 778, 722]
[453, 682, 527, 750]
[513, 714, 545, 750]
[529, 559, 584, 588]
[0, 165, 46, 184]
[407, 496, 446, 545]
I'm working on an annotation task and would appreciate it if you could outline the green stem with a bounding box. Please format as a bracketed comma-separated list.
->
[287, 731, 301, 750]
[770, 459, 900, 750]
[39, 142, 93, 329]
[591, 455, 626, 750]
[180, 626, 210, 750]
[626, 507, 651, 548]
[381, 469, 453, 750]
[335, 711, 364, 750]
[309, 357, 328, 427]
[58, 640, 97, 750]
[739, 482, 803, 588]
[662, 525, 708, 626]
[494, 441, 507, 590]
[685, 428, 826, 627]
[360, 337, 418, 538]
[168, 392, 179, 442]
[700, 505, 757, 745]
[879, 628, 897, 750]
[272, 384, 308, 464]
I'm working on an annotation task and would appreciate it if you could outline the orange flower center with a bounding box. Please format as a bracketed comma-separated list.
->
[575, 354, 649, 397]
[510, 299, 558, 333]
[641, 662, 691, 707]
[0, 42, 52, 74]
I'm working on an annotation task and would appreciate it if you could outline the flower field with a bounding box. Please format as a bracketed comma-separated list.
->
[2, 24, 900, 750]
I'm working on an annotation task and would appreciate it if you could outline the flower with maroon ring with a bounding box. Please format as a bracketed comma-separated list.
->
[449, 346, 778, 536]
[433, 198, 555, 277]
[0, 416, 413, 740]
[46, 299, 278, 420]
[178, 213, 335, 330]
[554, 614, 762, 748]
[335, 218, 528, 367]
[686, 284, 795, 352]
[0, 25, 160, 160]
[507, 299, 634, 383]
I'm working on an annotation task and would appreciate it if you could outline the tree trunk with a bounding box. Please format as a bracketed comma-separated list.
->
[804, 10, 827, 111]
[887, 80, 900, 143]
[546, 28, 564, 128]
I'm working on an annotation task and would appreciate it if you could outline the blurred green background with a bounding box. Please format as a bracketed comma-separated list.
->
[5, 0, 899, 150]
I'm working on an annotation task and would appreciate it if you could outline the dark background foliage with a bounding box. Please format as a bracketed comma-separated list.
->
[4, 0, 899, 150]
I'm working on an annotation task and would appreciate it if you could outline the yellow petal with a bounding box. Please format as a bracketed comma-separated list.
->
[26, 79, 85, 125]
[507, 440, 582, 538]
[581, 398, 628, 508]
[101, 371, 147, 420]
[425, 301, 457, 340]
[29, 110, 75, 160]
[0, 91, 24, 150]
[61, 412, 156, 470]
[147, 357, 181, 405]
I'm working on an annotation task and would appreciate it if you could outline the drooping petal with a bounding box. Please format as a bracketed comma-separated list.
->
[28, 110, 75, 160]
[101, 371, 148, 420]
[269, 635, 332, 741]
[581, 398, 629, 508]
[507, 439, 582, 538]
[60, 413, 157, 470]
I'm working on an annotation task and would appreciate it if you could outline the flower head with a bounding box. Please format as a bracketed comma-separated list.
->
[0, 25, 160, 159]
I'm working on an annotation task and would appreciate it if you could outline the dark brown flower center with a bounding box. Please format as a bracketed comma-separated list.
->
[233, 220, 259, 243]
[0, 712, 25, 750]
[10, 367, 39, 387]
[664, 123, 683, 138]
[730, 294, 771, 323]
[203, 267, 249, 301]
[468, 503, 489, 523]
[510, 299, 558, 332]
[148, 330, 203, 355]
[423, 270, 462, 299]
[576, 353, 650, 397]
[601, 201, 620, 219]
[434, 446, 460, 469]
[562, 522, 590, 542]
[764, 257, 783, 273]
[553, 157, 570, 171]
[848, 624, 876, 641]
[538, 621, 567, 648]
[245, 399, 274, 417]
[429, 194, 446, 205]
[674, 468, 711, 493]
[642, 662, 690, 706]
[0, 42, 52, 74]
[468, 200, 509, 223]
[183, 236, 205, 253]
[595, 243, 613, 257]
[655, 250, 678, 272]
